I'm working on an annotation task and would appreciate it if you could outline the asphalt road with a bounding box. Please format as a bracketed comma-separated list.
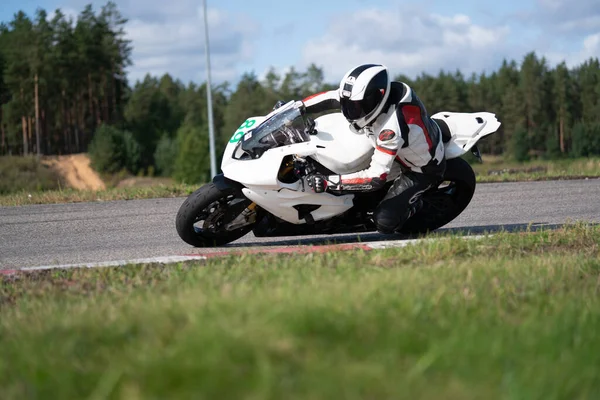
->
[1, 179, 599, 269]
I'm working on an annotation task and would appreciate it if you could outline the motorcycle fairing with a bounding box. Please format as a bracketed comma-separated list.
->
[309, 113, 375, 174]
[432, 111, 501, 159]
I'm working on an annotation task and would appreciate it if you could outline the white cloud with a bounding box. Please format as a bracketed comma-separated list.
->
[560, 33, 600, 66]
[535, 0, 600, 34]
[123, 5, 258, 84]
[583, 33, 600, 53]
[503, 0, 600, 69]
[62, 0, 259, 84]
[301, 8, 511, 82]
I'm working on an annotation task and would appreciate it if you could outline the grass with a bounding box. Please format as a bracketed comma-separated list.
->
[1, 156, 599, 206]
[473, 155, 600, 182]
[0, 183, 197, 206]
[0, 154, 198, 206]
[0, 155, 64, 194]
[1, 223, 600, 399]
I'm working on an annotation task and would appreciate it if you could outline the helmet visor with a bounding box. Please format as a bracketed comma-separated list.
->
[340, 90, 384, 122]
[340, 98, 365, 120]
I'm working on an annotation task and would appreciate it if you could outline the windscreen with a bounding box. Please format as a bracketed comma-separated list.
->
[235, 105, 311, 159]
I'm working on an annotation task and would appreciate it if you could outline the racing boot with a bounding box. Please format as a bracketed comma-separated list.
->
[406, 198, 424, 220]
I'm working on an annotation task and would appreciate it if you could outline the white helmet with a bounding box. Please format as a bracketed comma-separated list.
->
[338, 64, 391, 130]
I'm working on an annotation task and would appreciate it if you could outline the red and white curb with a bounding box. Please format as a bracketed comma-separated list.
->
[0, 235, 486, 276]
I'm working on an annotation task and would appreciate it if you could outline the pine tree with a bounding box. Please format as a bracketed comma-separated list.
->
[0, 24, 9, 154]
[222, 72, 269, 141]
[495, 60, 524, 154]
[301, 64, 324, 96]
[3, 12, 35, 156]
[124, 75, 174, 168]
[575, 58, 600, 124]
[552, 62, 575, 154]
[519, 52, 553, 154]
[173, 121, 210, 184]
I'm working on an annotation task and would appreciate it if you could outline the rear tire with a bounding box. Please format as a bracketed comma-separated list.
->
[175, 183, 256, 247]
[398, 157, 476, 235]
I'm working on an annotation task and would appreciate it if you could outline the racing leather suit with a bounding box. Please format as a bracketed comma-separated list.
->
[302, 82, 447, 233]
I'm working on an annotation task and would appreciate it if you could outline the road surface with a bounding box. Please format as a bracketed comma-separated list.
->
[1, 179, 599, 269]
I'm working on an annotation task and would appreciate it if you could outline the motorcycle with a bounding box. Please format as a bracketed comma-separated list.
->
[175, 100, 501, 247]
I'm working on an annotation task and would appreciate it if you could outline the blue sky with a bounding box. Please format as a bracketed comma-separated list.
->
[1, 0, 599, 86]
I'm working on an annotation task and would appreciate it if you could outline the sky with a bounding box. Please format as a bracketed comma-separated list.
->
[1, 0, 599, 87]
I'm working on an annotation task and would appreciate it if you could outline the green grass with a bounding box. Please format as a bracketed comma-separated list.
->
[473, 156, 600, 182]
[0, 183, 197, 206]
[1, 223, 599, 399]
[0, 155, 64, 195]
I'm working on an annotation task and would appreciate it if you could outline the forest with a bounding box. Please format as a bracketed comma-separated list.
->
[1, 2, 599, 183]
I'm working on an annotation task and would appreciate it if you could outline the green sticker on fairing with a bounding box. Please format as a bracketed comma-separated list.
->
[229, 118, 256, 143]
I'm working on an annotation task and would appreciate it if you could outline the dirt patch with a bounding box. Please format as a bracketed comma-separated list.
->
[42, 154, 106, 191]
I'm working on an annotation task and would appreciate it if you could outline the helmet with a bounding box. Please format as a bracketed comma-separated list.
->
[338, 64, 391, 130]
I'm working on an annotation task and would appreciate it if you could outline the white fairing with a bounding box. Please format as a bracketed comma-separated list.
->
[242, 185, 354, 224]
[432, 111, 501, 159]
[309, 113, 374, 173]
[221, 106, 500, 225]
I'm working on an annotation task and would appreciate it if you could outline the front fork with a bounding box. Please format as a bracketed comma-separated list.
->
[211, 174, 260, 231]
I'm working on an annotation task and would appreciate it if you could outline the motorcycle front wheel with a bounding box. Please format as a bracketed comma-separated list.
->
[175, 182, 257, 247]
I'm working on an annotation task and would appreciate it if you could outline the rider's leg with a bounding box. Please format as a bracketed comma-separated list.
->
[372, 172, 433, 234]
[373, 154, 446, 234]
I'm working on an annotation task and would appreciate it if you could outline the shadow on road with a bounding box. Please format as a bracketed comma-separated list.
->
[229, 222, 595, 248]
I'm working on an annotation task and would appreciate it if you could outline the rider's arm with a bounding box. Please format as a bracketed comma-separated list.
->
[326, 128, 403, 193]
[302, 90, 340, 114]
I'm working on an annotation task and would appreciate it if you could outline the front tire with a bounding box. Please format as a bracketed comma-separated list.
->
[175, 183, 256, 247]
[398, 157, 476, 235]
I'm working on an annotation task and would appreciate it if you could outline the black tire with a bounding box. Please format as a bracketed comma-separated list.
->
[398, 157, 476, 235]
[175, 183, 256, 247]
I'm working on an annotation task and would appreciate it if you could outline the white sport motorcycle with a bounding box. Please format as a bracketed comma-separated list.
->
[176, 100, 501, 247]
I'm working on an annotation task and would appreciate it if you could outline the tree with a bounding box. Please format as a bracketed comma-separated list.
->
[495, 60, 524, 154]
[510, 128, 530, 162]
[263, 67, 280, 93]
[154, 134, 178, 176]
[519, 52, 552, 153]
[572, 122, 600, 157]
[88, 124, 140, 174]
[124, 75, 176, 169]
[2, 3, 600, 166]
[552, 62, 575, 154]
[0, 24, 10, 154]
[222, 72, 269, 142]
[0, 2, 131, 157]
[575, 58, 600, 124]
[3, 11, 35, 156]
[279, 67, 304, 100]
[173, 121, 210, 184]
[301, 63, 325, 95]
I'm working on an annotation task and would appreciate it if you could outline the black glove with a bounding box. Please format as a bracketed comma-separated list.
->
[306, 174, 328, 193]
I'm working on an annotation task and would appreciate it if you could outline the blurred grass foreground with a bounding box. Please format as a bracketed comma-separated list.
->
[1, 223, 599, 399]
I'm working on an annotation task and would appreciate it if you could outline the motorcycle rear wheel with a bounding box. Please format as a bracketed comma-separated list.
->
[398, 157, 476, 235]
[175, 183, 256, 247]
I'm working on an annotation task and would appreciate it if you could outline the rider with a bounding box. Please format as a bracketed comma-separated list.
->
[295, 63, 446, 234]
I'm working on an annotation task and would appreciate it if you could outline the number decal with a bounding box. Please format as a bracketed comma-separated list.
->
[229, 118, 256, 143]
[230, 131, 245, 143]
[238, 119, 256, 130]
